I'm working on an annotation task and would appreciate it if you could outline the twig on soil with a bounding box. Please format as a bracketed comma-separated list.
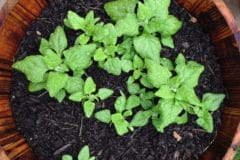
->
[207, 64, 215, 76]
[191, 128, 206, 132]
[44, 118, 79, 127]
[53, 143, 72, 156]
[37, 91, 48, 98]
[79, 117, 84, 136]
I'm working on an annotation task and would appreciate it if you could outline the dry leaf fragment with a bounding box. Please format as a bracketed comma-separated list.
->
[190, 16, 198, 23]
[173, 131, 182, 141]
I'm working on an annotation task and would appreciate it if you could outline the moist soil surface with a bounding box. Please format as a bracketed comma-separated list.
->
[10, 0, 225, 160]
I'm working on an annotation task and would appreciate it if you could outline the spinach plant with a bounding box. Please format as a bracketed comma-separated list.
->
[95, 91, 142, 135]
[64, 10, 133, 76]
[62, 145, 95, 160]
[12, 0, 225, 136]
[69, 77, 113, 118]
[12, 26, 113, 118]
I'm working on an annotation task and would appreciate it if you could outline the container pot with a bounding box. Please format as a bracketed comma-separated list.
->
[0, 0, 239, 159]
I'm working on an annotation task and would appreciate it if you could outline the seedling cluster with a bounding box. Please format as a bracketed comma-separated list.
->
[13, 0, 225, 135]
[62, 145, 95, 160]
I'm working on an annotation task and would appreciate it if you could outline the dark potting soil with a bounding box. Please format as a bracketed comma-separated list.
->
[10, 0, 226, 160]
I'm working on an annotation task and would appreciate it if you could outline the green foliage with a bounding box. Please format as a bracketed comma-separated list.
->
[104, 0, 138, 21]
[69, 77, 114, 117]
[115, 13, 139, 37]
[13, 0, 225, 138]
[234, 147, 240, 160]
[13, 26, 113, 116]
[133, 33, 161, 63]
[95, 109, 111, 123]
[12, 55, 48, 83]
[62, 145, 95, 160]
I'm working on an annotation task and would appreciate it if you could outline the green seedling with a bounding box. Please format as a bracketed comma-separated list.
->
[69, 77, 113, 118]
[12, 0, 225, 137]
[62, 145, 95, 160]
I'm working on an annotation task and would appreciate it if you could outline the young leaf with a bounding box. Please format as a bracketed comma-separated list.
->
[161, 35, 174, 48]
[133, 55, 144, 69]
[123, 110, 133, 117]
[69, 92, 85, 102]
[64, 76, 84, 94]
[133, 70, 141, 80]
[144, 0, 170, 20]
[55, 63, 69, 73]
[196, 112, 213, 133]
[103, 23, 118, 45]
[39, 38, 50, 55]
[155, 85, 175, 99]
[159, 58, 174, 71]
[49, 26, 67, 55]
[103, 57, 122, 76]
[114, 91, 126, 113]
[104, 45, 118, 57]
[96, 88, 114, 100]
[202, 93, 225, 111]
[145, 59, 172, 88]
[137, 2, 151, 21]
[127, 83, 140, 95]
[83, 101, 95, 118]
[75, 34, 90, 45]
[77, 145, 90, 160]
[141, 91, 155, 100]
[140, 75, 154, 89]
[175, 53, 185, 65]
[130, 110, 152, 127]
[54, 89, 66, 103]
[133, 33, 161, 63]
[64, 10, 85, 30]
[157, 15, 182, 35]
[46, 72, 68, 97]
[125, 95, 141, 110]
[62, 155, 73, 160]
[141, 99, 153, 110]
[64, 44, 96, 71]
[104, 0, 138, 21]
[115, 13, 139, 37]
[28, 82, 46, 92]
[176, 59, 204, 88]
[84, 77, 96, 95]
[94, 48, 107, 62]
[95, 109, 111, 123]
[117, 37, 134, 56]
[175, 100, 194, 115]
[84, 11, 100, 35]
[121, 59, 133, 73]
[12, 55, 48, 83]
[152, 99, 183, 132]
[43, 49, 62, 70]
[175, 85, 201, 106]
[174, 112, 188, 125]
[89, 157, 96, 160]
[111, 113, 129, 136]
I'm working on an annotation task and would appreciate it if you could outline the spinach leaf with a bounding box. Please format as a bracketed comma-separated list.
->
[104, 0, 138, 21]
[96, 88, 114, 100]
[49, 26, 68, 55]
[12, 55, 48, 83]
[46, 72, 69, 97]
[115, 13, 139, 37]
[134, 33, 161, 63]
[95, 109, 111, 123]
[83, 100, 95, 118]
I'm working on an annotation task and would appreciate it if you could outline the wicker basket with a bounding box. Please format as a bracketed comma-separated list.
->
[0, 0, 239, 159]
